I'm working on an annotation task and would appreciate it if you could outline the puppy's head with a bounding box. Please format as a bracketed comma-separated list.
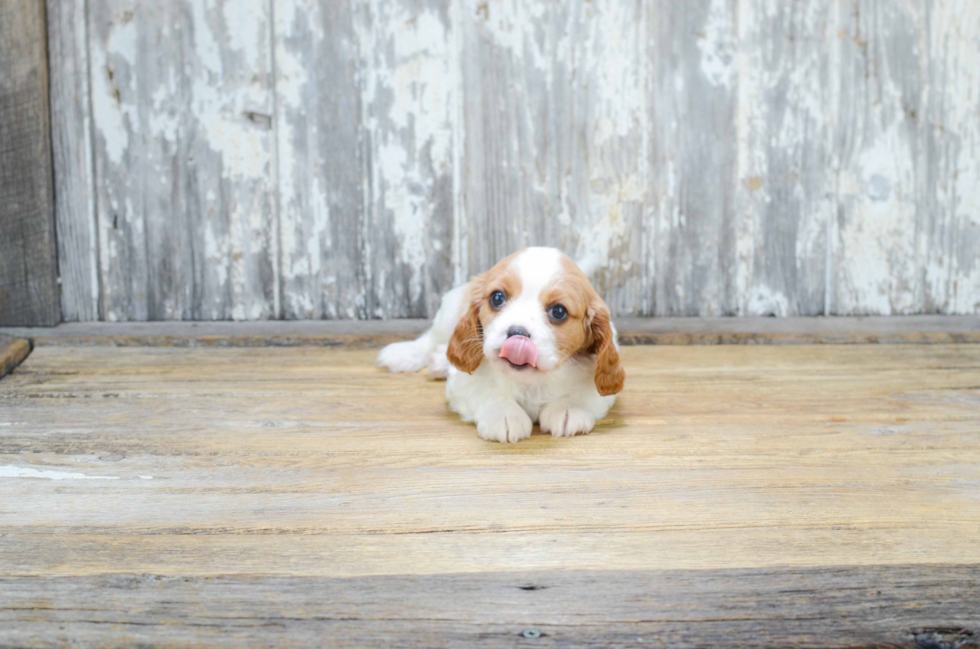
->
[447, 247, 625, 396]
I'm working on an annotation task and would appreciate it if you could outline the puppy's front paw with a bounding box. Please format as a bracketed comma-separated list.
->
[539, 404, 595, 437]
[475, 402, 533, 443]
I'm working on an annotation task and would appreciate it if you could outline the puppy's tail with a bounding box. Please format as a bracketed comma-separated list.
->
[377, 332, 436, 373]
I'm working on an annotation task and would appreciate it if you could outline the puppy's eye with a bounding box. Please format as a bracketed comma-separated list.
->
[548, 304, 568, 322]
[489, 291, 506, 308]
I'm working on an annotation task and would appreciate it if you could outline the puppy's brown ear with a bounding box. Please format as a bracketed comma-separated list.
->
[447, 286, 484, 373]
[589, 303, 625, 396]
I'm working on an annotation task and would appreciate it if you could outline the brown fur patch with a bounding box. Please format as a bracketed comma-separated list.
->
[590, 304, 625, 395]
[446, 251, 523, 373]
[539, 258, 594, 361]
[547, 256, 625, 395]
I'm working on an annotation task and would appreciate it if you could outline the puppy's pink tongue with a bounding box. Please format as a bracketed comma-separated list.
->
[499, 336, 538, 367]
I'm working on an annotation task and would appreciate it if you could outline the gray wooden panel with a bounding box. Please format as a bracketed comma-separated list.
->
[276, 0, 455, 320]
[47, 0, 100, 322]
[275, 0, 365, 320]
[917, 0, 980, 315]
[49, 0, 980, 320]
[647, 0, 738, 317]
[88, 0, 277, 321]
[356, 0, 456, 319]
[833, 0, 922, 315]
[0, 0, 61, 326]
[459, 0, 646, 315]
[2, 316, 979, 348]
[1, 567, 978, 647]
[734, 0, 835, 316]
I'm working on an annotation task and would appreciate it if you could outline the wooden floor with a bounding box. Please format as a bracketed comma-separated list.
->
[1, 343, 979, 647]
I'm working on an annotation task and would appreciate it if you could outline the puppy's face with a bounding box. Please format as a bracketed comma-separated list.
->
[447, 248, 625, 396]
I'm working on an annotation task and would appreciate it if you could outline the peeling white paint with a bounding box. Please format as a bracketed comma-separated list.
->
[358, 0, 454, 310]
[0, 465, 120, 481]
[477, 0, 550, 76]
[838, 120, 917, 315]
[746, 285, 790, 318]
[61, 0, 980, 320]
[273, 0, 312, 305]
[698, 0, 735, 89]
[90, 19, 137, 165]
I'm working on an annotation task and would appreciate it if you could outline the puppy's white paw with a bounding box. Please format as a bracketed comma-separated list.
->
[539, 404, 595, 438]
[377, 339, 430, 373]
[475, 402, 533, 443]
[428, 344, 450, 379]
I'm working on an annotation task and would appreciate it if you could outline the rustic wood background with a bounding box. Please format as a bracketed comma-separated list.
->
[48, 0, 980, 321]
[0, 0, 60, 326]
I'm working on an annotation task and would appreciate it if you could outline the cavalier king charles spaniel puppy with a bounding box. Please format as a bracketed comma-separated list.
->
[378, 247, 625, 443]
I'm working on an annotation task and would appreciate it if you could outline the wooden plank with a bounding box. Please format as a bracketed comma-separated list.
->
[1, 344, 978, 572]
[276, 0, 456, 320]
[918, 0, 980, 314]
[275, 0, 365, 320]
[53, 0, 980, 322]
[832, 0, 980, 316]
[458, 0, 647, 315]
[1, 343, 979, 645]
[1, 566, 977, 647]
[0, 315, 979, 347]
[88, 0, 277, 321]
[833, 0, 922, 315]
[356, 0, 456, 319]
[0, 335, 31, 379]
[735, 0, 836, 316]
[47, 0, 100, 322]
[647, 0, 739, 316]
[0, 0, 61, 326]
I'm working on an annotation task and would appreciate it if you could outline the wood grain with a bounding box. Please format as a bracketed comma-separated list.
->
[918, 0, 980, 315]
[1, 316, 979, 348]
[50, 0, 980, 320]
[1, 567, 977, 648]
[1, 343, 978, 644]
[2, 344, 978, 570]
[648, 0, 738, 317]
[47, 0, 100, 322]
[833, 0, 920, 315]
[88, 0, 277, 321]
[0, 0, 61, 326]
[356, 0, 456, 319]
[833, 0, 980, 316]
[735, 0, 835, 316]
[275, 0, 366, 320]
[459, 0, 646, 315]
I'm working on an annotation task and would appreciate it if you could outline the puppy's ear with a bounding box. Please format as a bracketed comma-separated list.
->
[589, 303, 625, 396]
[447, 284, 484, 373]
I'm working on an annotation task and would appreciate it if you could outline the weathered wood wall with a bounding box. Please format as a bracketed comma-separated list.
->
[48, 0, 980, 321]
[1, 0, 61, 326]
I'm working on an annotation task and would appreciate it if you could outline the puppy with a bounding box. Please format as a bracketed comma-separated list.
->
[377, 247, 624, 443]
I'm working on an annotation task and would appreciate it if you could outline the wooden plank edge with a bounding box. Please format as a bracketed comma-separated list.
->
[617, 331, 980, 345]
[0, 335, 32, 378]
[0, 564, 977, 648]
[0, 316, 977, 348]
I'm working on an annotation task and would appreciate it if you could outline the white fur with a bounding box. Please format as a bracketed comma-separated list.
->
[377, 247, 617, 443]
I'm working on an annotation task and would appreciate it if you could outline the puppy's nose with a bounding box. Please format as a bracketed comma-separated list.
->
[506, 326, 530, 339]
